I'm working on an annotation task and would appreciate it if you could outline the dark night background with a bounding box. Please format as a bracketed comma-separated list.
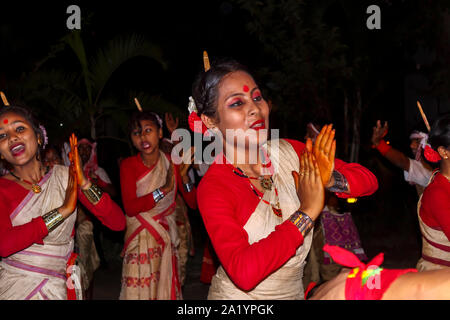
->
[2, 0, 450, 299]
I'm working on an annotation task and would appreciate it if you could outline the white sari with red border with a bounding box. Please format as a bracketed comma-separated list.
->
[416, 171, 450, 271]
[0, 165, 78, 300]
[119, 151, 182, 300]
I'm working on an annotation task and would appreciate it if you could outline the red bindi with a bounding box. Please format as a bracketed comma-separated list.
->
[243, 85, 249, 92]
[3, 119, 8, 124]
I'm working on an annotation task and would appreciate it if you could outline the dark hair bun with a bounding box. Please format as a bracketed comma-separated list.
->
[429, 113, 450, 150]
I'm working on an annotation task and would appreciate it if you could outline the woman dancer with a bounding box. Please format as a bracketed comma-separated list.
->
[0, 105, 126, 300]
[189, 59, 378, 299]
[310, 114, 450, 300]
[416, 114, 450, 271]
[119, 111, 197, 300]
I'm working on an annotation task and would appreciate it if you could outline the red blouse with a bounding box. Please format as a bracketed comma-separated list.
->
[0, 170, 126, 258]
[197, 139, 378, 291]
[420, 172, 450, 240]
[119, 152, 197, 218]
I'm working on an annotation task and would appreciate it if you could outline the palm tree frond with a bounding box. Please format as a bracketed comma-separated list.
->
[61, 31, 94, 104]
[90, 34, 167, 105]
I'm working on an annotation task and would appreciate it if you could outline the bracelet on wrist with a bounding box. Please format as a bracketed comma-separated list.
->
[372, 139, 392, 156]
[327, 170, 349, 193]
[42, 208, 64, 232]
[152, 188, 165, 203]
[82, 183, 103, 204]
[289, 210, 314, 237]
[183, 182, 194, 193]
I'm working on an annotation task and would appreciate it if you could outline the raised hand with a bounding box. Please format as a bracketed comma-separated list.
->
[59, 157, 78, 218]
[69, 133, 89, 189]
[371, 120, 388, 146]
[165, 112, 179, 134]
[308, 124, 336, 187]
[292, 150, 325, 221]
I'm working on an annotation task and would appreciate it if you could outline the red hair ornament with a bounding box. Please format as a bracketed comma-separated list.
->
[424, 145, 441, 163]
[188, 96, 209, 135]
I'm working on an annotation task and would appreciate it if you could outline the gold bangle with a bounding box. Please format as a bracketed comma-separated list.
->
[82, 183, 103, 204]
[42, 209, 64, 232]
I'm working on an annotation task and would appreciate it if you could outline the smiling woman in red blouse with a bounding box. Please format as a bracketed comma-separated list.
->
[188, 59, 378, 300]
[0, 105, 125, 300]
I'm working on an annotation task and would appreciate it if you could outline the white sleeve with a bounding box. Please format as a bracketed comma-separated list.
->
[403, 159, 432, 187]
[95, 167, 112, 184]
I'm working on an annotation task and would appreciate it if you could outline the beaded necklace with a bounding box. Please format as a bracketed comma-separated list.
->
[232, 167, 282, 218]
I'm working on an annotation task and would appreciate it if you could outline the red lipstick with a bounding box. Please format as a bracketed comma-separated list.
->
[250, 120, 266, 130]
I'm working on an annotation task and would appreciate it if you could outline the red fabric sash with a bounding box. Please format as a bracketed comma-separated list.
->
[122, 202, 176, 255]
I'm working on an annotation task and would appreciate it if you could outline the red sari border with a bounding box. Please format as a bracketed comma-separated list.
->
[422, 254, 450, 267]
[422, 233, 450, 252]
[25, 279, 49, 300]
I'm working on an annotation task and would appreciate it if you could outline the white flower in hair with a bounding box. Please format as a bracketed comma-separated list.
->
[39, 124, 49, 149]
[188, 96, 198, 114]
[150, 112, 163, 128]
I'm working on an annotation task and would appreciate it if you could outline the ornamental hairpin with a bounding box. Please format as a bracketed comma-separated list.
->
[134, 97, 163, 127]
[416, 100, 441, 163]
[203, 50, 211, 72]
[134, 97, 143, 112]
[188, 50, 210, 113]
[187, 51, 211, 135]
[1, 91, 10, 107]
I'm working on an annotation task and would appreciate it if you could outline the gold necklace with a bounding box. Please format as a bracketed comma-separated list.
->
[9, 169, 44, 193]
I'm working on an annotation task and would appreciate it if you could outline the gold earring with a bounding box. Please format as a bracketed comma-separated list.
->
[0, 154, 4, 160]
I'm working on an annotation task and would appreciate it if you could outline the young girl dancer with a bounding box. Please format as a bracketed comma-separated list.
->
[119, 111, 197, 300]
[0, 105, 125, 300]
